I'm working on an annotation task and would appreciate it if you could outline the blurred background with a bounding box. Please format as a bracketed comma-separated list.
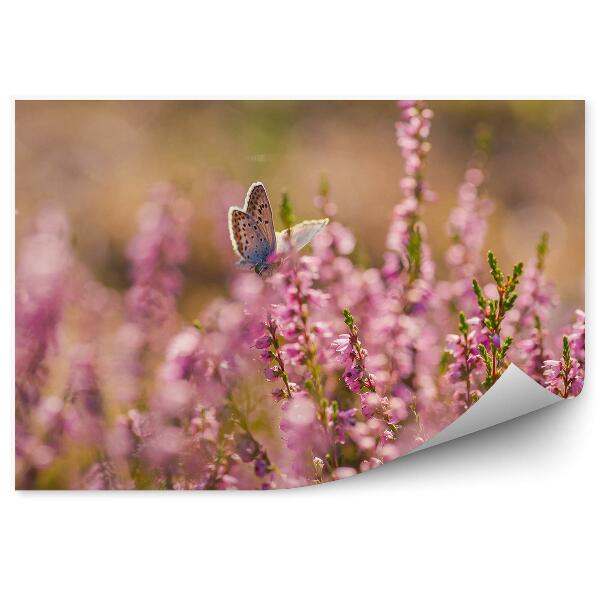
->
[16, 100, 585, 317]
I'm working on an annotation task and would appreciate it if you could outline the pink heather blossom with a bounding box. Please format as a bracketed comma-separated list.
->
[543, 359, 584, 398]
[16, 207, 74, 407]
[331, 334, 353, 364]
[446, 169, 494, 276]
[161, 327, 203, 382]
[368, 101, 441, 444]
[567, 309, 585, 366]
[332, 408, 357, 444]
[543, 336, 584, 398]
[360, 392, 387, 419]
[515, 259, 556, 328]
[333, 466, 357, 480]
[68, 344, 104, 418]
[519, 323, 549, 385]
[444, 320, 483, 409]
[333, 312, 377, 396]
[254, 335, 271, 349]
[125, 182, 191, 327]
[360, 457, 383, 472]
[264, 367, 280, 381]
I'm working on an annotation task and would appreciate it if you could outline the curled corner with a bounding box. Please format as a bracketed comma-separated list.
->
[410, 364, 563, 454]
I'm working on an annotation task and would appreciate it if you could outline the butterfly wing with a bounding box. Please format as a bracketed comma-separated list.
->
[228, 208, 273, 267]
[243, 182, 276, 254]
[276, 219, 329, 254]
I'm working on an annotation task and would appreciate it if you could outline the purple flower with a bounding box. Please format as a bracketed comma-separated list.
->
[125, 183, 191, 327]
[331, 334, 353, 364]
[254, 458, 269, 478]
[68, 345, 103, 417]
[360, 393, 385, 419]
[567, 309, 585, 366]
[254, 335, 271, 349]
[333, 408, 357, 444]
[16, 207, 74, 407]
[543, 336, 584, 398]
[343, 367, 363, 392]
[235, 433, 260, 462]
[264, 367, 280, 381]
[444, 313, 482, 408]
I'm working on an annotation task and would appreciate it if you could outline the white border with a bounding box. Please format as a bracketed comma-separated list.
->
[1, 2, 597, 599]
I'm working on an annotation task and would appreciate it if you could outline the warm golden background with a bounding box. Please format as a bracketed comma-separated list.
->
[16, 100, 584, 320]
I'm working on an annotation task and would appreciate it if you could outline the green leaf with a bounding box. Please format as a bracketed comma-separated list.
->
[279, 191, 295, 231]
[319, 174, 330, 197]
[343, 308, 354, 328]
[487, 250, 503, 285]
[407, 225, 422, 281]
[458, 311, 468, 335]
[536, 232, 549, 271]
[512, 261, 524, 282]
[439, 350, 453, 375]
[500, 336, 513, 360]
[562, 336, 571, 366]
[472, 279, 486, 311]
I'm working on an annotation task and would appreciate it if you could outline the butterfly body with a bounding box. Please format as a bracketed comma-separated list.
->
[228, 182, 328, 276]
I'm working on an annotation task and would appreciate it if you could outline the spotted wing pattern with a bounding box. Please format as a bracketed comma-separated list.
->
[243, 182, 276, 250]
[228, 208, 273, 266]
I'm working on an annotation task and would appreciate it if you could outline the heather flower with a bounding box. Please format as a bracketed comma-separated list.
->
[387, 397, 409, 424]
[395, 101, 435, 180]
[331, 407, 357, 444]
[60, 344, 108, 455]
[360, 457, 383, 472]
[254, 458, 270, 479]
[385, 101, 436, 285]
[312, 456, 325, 484]
[333, 309, 401, 452]
[444, 313, 482, 408]
[360, 392, 388, 420]
[83, 461, 117, 490]
[160, 327, 203, 382]
[235, 432, 260, 462]
[272, 254, 331, 423]
[444, 148, 495, 298]
[16, 207, 74, 407]
[332, 466, 357, 480]
[511, 233, 557, 385]
[279, 391, 326, 480]
[331, 334, 353, 364]
[255, 315, 296, 401]
[68, 344, 104, 418]
[566, 309, 585, 367]
[111, 323, 145, 407]
[313, 176, 338, 219]
[519, 315, 550, 385]
[125, 182, 191, 327]
[543, 337, 584, 398]
[372, 102, 440, 428]
[333, 310, 377, 397]
[514, 234, 555, 331]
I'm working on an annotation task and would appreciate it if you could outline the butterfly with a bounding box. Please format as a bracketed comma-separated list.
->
[228, 182, 329, 277]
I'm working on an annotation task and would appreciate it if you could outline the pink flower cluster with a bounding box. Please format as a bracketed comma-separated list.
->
[15, 101, 585, 490]
[125, 182, 191, 328]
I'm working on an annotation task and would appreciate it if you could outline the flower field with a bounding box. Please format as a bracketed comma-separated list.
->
[15, 100, 585, 489]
